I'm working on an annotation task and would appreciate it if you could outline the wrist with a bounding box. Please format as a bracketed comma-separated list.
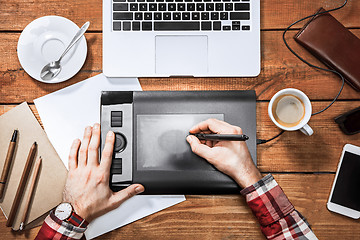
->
[233, 167, 262, 188]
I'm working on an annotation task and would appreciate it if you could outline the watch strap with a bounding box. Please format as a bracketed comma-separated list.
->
[67, 211, 89, 228]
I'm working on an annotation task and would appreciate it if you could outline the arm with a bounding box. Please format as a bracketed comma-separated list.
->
[36, 124, 144, 240]
[186, 119, 317, 240]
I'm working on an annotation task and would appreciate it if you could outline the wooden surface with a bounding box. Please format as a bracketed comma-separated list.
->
[1, 0, 360, 239]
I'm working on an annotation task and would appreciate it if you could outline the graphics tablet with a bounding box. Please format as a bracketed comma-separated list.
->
[100, 91, 257, 194]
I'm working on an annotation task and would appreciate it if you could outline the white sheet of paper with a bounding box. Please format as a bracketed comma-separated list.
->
[85, 195, 185, 239]
[34, 73, 186, 239]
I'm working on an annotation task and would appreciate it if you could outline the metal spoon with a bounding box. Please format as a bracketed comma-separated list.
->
[40, 21, 90, 81]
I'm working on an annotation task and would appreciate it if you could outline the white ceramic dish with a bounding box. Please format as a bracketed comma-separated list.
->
[17, 16, 87, 83]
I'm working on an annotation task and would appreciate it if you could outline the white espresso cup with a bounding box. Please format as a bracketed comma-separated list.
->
[268, 88, 313, 136]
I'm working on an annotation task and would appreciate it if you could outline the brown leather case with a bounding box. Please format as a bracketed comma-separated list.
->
[294, 8, 360, 92]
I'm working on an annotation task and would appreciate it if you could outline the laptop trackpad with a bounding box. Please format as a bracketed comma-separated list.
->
[155, 35, 208, 75]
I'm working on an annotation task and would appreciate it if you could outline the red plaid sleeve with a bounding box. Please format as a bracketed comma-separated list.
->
[241, 174, 318, 240]
[35, 211, 86, 240]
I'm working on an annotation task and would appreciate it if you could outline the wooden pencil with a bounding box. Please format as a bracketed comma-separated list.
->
[6, 142, 37, 228]
[0, 130, 18, 199]
[19, 156, 42, 231]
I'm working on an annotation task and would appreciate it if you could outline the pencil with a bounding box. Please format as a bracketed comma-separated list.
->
[6, 142, 37, 228]
[19, 156, 42, 231]
[0, 130, 18, 199]
[193, 133, 249, 141]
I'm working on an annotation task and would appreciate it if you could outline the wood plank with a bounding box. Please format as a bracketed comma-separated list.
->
[0, 174, 359, 239]
[1, 102, 359, 172]
[1, 31, 360, 103]
[1, 0, 359, 31]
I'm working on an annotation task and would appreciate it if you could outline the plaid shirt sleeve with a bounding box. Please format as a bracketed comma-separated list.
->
[240, 174, 318, 240]
[35, 211, 86, 240]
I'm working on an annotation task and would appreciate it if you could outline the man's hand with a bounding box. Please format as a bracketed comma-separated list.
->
[186, 119, 262, 188]
[63, 123, 144, 222]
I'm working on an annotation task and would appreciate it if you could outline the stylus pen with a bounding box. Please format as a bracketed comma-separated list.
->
[192, 133, 249, 141]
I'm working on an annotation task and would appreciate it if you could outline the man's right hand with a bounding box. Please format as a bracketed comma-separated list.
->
[186, 119, 262, 188]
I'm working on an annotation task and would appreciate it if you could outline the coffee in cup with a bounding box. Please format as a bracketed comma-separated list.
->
[268, 88, 313, 136]
[272, 94, 305, 128]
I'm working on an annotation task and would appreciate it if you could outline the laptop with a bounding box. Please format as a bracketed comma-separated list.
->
[103, 0, 260, 77]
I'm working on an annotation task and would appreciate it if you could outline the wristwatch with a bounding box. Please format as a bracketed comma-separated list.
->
[54, 202, 88, 228]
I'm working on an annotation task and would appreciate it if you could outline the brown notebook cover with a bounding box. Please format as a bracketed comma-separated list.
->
[294, 8, 360, 92]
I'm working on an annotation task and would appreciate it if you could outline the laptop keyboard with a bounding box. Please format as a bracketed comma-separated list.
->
[112, 0, 251, 31]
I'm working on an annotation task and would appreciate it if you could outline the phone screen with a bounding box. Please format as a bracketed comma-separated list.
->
[331, 151, 360, 211]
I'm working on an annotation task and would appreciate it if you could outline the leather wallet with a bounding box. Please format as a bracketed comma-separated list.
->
[294, 8, 360, 92]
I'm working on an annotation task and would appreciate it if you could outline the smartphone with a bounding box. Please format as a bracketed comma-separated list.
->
[327, 144, 360, 219]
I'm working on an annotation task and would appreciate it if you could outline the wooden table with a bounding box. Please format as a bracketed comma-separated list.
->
[1, 0, 360, 239]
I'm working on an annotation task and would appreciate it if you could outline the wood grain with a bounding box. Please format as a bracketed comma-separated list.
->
[1, 0, 360, 31]
[1, 31, 360, 103]
[0, 174, 359, 239]
[1, 102, 359, 173]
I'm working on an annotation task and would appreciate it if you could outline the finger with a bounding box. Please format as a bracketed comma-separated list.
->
[87, 123, 101, 167]
[190, 119, 242, 135]
[68, 139, 81, 171]
[78, 126, 92, 167]
[110, 184, 145, 208]
[100, 131, 115, 172]
[186, 135, 212, 160]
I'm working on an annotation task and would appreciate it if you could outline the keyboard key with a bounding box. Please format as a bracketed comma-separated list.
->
[156, 0, 164, 1]
[128, 0, 136, 2]
[132, 21, 140, 30]
[213, 21, 221, 30]
[187, 3, 195, 11]
[114, 12, 133, 20]
[173, 12, 181, 20]
[230, 12, 250, 20]
[182, 12, 190, 20]
[144, 12, 152, 19]
[235, 3, 250, 10]
[146, 0, 154, 2]
[139, 3, 147, 11]
[113, 3, 128, 11]
[154, 12, 162, 20]
[137, 0, 145, 2]
[165, 0, 174, 2]
[192, 12, 200, 20]
[225, 3, 233, 10]
[114, 0, 126, 2]
[178, 3, 185, 11]
[201, 12, 209, 20]
[149, 3, 157, 10]
[175, 0, 183, 2]
[130, 3, 138, 10]
[113, 22, 121, 31]
[163, 12, 171, 19]
[215, 3, 223, 11]
[223, 25, 231, 31]
[142, 21, 152, 30]
[185, 0, 192, 2]
[154, 21, 200, 30]
[211, 12, 219, 20]
[168, 3, 176, 10]
[159, 3, 167, 10]
[201, 21, 211, 30]
[123, 21, 131, 30]
[135, 12, 143, 20]
[232, 21, 240, 30]
[242, 25, 250, 30]
[206, 3, 214, 11]
[196, 3, 204, 11]
[220, 12, 228, 20]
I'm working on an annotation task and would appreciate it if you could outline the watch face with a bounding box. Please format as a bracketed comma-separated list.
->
[55, 202, 73, 220]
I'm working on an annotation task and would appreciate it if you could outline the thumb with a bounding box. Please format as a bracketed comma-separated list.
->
[111, 184, 145, 207]
[186, 135, 212, 160]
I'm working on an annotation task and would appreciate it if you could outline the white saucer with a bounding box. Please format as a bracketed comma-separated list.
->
[17, 16, 87, 83]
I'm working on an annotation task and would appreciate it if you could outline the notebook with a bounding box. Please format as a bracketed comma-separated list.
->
[0, 102, 67, 230]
